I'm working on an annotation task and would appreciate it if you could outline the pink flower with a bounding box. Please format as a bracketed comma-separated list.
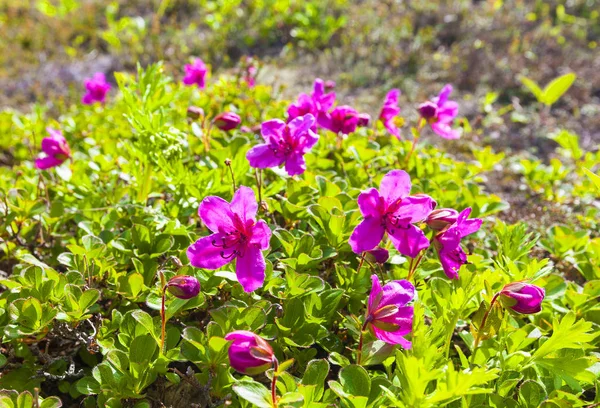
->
[225, 331, 275, 374]
[366, 275, 414, 348]
[246, 114, 318, 176]
[418, 84, 460, 139]
[213, 112, 241, 131]
[365, 247, 389, 264]
[82, 73, 110, 105]
[357, 113, 371, 127]
[183, 58, 208, 88]
[349, 170, 435, 257]
[431, 208, 481, 279]
[425, 208, 459, 231]
[187, 186, 271, 292]
[379, 89, 402, 139]
[499, 282, 545, 314]
[287, 78, 336, 122]
[35, 128, 71, 170]
[243, 57, 257, 87]
[166, 276, 200, 299]
[318, 105, 359, 135]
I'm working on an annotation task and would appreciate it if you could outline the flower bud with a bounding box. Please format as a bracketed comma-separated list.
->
[225, 331, 275, 375]
[324, 80, 336, 91]
[426, 208, 459, 231]
[357, 113, 371, 127]
[365, 247, 389, 264]
[499, 282, 545, 314]
[166, 276, 200, 299]
[213, 112, 241, 131]
[187, 106, 204, 121]
[418, 101, 438, 121]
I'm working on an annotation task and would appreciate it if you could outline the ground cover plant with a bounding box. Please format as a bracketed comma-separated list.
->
[1, 1, 599, 408]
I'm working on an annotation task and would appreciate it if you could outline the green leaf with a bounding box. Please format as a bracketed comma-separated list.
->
[129, 335, 157, 364]
[360, 340, 395, 366]
[131, 310, 159, 342]
[583, 168, 600, 191]
[301, 359, 329, 400]
[542, 73, 576, 105]
[339, 365, 371, 397]
[530, 313, 596, 362]
[232, 380, 273, 408]
[16, 391, 33, 408]
[39, 397, 63, 408]
[518, 380, 546, 408]
[519, 76, 543, 102]
[79, 289, 100, 314]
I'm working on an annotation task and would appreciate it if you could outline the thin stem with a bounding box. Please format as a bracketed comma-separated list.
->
[255, 168, 263, 211]
[271, 358, 279, 408]
[356, 253, 366, 275]
[356, 320, 370, 365]
[404, 119, 425, 166]
[473, 293, 500, 350]
[160, 285, 167, 354]
[225, 159, 236, 192]
[407, 250, 426, 281]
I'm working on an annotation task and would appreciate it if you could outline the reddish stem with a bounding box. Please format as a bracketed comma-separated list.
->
[160, 285, 167, 354]
[356, 320, 370, 365]
[271, 358, 279, 407]
[473, 293, 500, 350]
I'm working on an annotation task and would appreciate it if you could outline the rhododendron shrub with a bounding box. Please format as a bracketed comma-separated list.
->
[0, 60, 596, 408]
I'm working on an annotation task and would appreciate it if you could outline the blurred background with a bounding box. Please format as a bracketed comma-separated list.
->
[1, 0, 599, 154]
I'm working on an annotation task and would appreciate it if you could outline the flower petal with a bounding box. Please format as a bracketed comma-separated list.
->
[357, 188, 383, 217]
[431, 122, 461, 140]
[372, 326, 412, 349]
[35, 156, 64, 170]
[187, 233, 235, 270]
[231, 186, 258, 225]
[261, 119, 286, 143]
[236, 246, 266, 292]
[387, 224, 430, 258]
[378, 280, 415, 308]
[391, 195, 435, 223]
[379, 170, 411, 205]
[349, 217, 385, 254]
[247, 144, 285, 169]
[249, 219, 271, 249]
[438, 247, 467, 279]
[199, 196, 235, 233]
[368, 275, 383, 312]
[436, 84, 453, 105]
[284, 154, 306, 176]
[288, 114, 315, 139]
[297, 129, 319, 154]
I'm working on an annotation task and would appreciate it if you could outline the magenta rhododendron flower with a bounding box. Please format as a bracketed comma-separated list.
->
[425, 208, 459, 231]
[432, 207, 481, 279]
[318, 105, 359, 135]
[35, 128, 71, 170]
[366, 275, 414, 348]
[246, 114, 318, 176]
[82, 73, 110, 105]
[379, 89, 402, 139]
[357, 113, 371, 127]
[225, 331, 275, 374]
[287, 78, 336, 122]
[349, 170, 435, 257]
[418, 84, 460, 139]
[213, 112, 241, 131]
[183, 58, 208, 88]
[166, 276, 200, 299]
[365, 247, 389, 264]
[499, 282, 545, 314]
[243, 59, 257, 87]
[187, 186, 271, 292]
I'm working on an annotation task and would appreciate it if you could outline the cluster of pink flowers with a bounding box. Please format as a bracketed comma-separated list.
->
[35, 61, 546, 378]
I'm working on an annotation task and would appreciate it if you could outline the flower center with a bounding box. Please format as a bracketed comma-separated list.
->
[269, 126, 295, 157]
[418, 102, 438, 121]
[211, 230, 248, 259]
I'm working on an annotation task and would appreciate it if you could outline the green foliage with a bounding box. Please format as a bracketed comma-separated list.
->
[519, 73, 577, 107]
